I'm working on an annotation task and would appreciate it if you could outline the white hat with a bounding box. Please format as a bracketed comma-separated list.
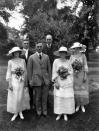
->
[7, 47, 22, 56]
[70, 42, 82, 49]
[59, 46, 67, 52]
[46, 34, 52, 40]
[54, 46, 70, 56]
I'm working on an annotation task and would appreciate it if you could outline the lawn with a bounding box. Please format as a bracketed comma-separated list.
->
[0, 56, 99, 131]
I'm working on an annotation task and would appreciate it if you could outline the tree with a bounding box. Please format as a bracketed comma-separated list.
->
[22, 0, 96, 54]
[0, 0, 15, 10]
[0, 0, 16, 54]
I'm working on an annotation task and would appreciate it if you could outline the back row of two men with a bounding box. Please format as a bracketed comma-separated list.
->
[21, 34, 55, 117]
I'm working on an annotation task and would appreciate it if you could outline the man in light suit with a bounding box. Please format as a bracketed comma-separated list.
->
[27, 43, 51, 116]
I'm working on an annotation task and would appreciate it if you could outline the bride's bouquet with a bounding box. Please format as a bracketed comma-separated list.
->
[14, 67, 24, 81]
[57, 66, 70, 80]
[72, 59, 82, 73]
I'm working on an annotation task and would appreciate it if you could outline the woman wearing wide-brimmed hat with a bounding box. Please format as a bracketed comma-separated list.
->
[70, 42, 89, 113]
[6, 47, 30, 121]
[52, 46, 75, 121]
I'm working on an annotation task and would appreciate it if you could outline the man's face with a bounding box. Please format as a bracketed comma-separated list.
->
[46, 38, 52, 46]
[22, 41, 29, 49]
[36, 43, 43, 53]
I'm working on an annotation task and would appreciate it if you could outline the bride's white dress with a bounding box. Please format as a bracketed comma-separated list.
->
[6, 58, 30, 114]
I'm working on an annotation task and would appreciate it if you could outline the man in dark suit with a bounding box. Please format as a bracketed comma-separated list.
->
[27, 43, 51, 116]
[21, 39, 33, 65]
[43, 34, 55, 68]
[21, 38, 34, 109]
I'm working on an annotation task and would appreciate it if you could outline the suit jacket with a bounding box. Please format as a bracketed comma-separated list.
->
[27, 52, 51, 86]
[21, 49, 34, 65]
[43, 44, 55, 67]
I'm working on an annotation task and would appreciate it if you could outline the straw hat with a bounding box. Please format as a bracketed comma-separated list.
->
[54, 46, 70, 56]
[7, 47, 22, 56]
[70, 42, 82, 49]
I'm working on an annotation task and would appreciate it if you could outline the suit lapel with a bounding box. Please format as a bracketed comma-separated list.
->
[41, 53, 45, 62]
[34, 53, 41, 62]
[34, 53, 45, 64]
[28, 49, 32, 58]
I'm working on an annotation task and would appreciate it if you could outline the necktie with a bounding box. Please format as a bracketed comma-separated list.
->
[39, 54, 42, 60]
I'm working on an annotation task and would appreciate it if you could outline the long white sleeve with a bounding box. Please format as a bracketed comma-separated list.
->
[6, 60, 12, 81]
[52, 59, 58, 82]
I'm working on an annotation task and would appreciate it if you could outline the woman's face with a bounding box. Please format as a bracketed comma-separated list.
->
[59, 52, 66, 58]
[74, 47, 81, 54]
[13, 51, 20, 58]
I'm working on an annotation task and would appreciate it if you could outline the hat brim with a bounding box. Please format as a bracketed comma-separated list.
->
[7, 50, 22, 56]
[54, 50, 71, 57]
[70, 45, 82, 49]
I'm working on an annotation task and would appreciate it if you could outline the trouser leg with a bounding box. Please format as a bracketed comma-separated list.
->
[42, 84, 49, 114]
[35, 86, 42, 114]
[28, 86, 33, 108]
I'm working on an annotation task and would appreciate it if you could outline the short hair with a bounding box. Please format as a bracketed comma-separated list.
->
[46, 34, 52, 40]
[36, 43, 43, 47]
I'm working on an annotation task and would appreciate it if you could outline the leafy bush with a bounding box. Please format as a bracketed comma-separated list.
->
[23, 11, 80, 49]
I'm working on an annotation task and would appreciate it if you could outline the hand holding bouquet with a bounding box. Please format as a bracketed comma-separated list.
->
[54, 82, 60, 89]
[57, 66, 70, 80]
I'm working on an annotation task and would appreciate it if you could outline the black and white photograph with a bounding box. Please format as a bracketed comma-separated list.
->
[0, 0, 99, 131]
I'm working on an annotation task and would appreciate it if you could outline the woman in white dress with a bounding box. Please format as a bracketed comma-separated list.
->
[6, 47, 30, 121]
[52, 46, 75, 121]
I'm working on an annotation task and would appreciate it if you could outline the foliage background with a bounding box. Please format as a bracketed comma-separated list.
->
[0, 0, 98, 55]
[22, 0, 97, 50]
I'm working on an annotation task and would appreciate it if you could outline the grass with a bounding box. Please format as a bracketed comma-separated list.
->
[0, 57, 99, 131]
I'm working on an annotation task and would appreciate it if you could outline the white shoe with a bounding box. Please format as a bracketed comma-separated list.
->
[11, 114, 18, 121]
[64, 115, 68, 121]
[56, 115, 61, 121]
[81, 106, 85, 112]
[19, 112, 24, 120]
[76, 106, 80, 112]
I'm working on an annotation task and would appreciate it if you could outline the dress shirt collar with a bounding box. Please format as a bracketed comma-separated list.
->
[36, 52, 42, 56]
[23, 48, 28, 51]
[47, 44, 51, 48]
